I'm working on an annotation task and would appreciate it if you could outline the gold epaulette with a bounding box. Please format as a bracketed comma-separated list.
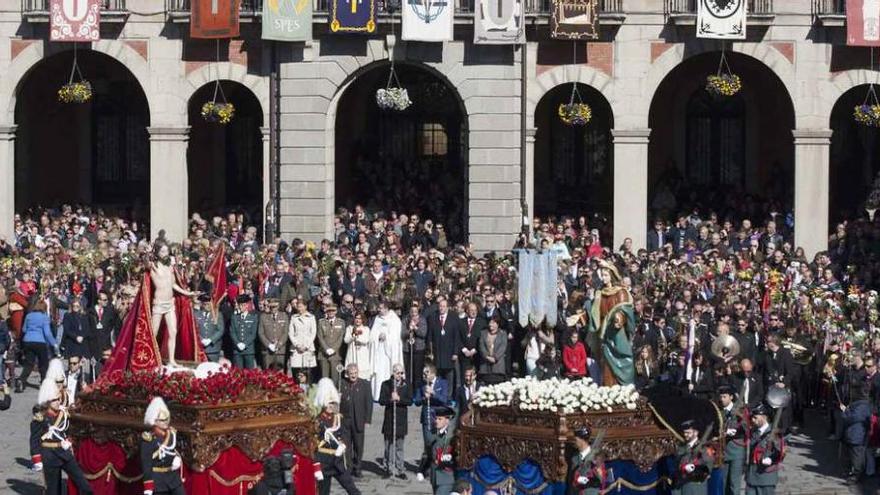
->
[33, 412, 44, 422]
[142, 431, 154, 442]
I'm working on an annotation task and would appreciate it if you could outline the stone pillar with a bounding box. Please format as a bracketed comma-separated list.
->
[612, 129, 651, 251]
[0, 125, 16, 242]
[261, 126, 271, 243]
[524, 127, 537, 230]
[148, 126, 189, 242]
[793, 129, 833, 258]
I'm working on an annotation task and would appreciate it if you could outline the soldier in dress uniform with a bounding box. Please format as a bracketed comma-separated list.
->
[141, 396, 185, 495]
[313, 379, 361, 495]
[258, 298, 289, 371]
[568, 427, 608, 495]
[231, 294, 259, 369]
[317, 304, 345, 384]
[194, 294, 224, 362]
[427, 405, 456, 495]
[718, 385, 747, 495]
[30, 377, 93, 494]
[45, 359, 71, 410]
[746, 404, 784, 495]
[674, 419, 713, 495]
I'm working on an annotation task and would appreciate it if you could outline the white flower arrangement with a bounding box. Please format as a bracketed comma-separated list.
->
[473, 376, 640, 414]
[376, 87, 412, 111]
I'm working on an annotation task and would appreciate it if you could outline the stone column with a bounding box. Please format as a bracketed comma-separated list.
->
[261, 126, 271, 242]
[0, 125, 16, 242]
[612, 128, 651, 251]
[524, 127, 537, 230]
[148, 126, 189, 242]
[793, 129, 833, 258]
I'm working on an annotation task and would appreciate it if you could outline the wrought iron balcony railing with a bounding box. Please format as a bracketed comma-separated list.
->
[166, 0, 263, 18]
[665, 0, 774, 16]
[22, 0, 128, 20]
[311, 0, 622, 16]
[813, 0, 846, 27]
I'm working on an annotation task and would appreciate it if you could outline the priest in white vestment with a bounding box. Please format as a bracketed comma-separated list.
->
[370, 301, 404, 400]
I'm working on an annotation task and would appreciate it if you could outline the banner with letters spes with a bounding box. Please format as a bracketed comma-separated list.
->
[330, 0, 377, 33]
[697, 0, 746, 40]
[847, 0, 880, 46]
[263, 0, 312, 41]
[50, 0, 101, 41]
[191, 0, 241, 38]
[550, 0, 597, 40]
[402, 0, 453, 42]
[474, 0, 524, 44]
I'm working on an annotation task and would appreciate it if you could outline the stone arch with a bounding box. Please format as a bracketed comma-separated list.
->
[182, 63, 269, 126]
[527, 64, 616, 126]
[639, 41, 797, 128]
[1, 39, 153, 125]
[817, 70, 880, 130]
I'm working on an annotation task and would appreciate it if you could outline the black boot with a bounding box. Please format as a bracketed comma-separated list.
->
[14, 378, 23, 393]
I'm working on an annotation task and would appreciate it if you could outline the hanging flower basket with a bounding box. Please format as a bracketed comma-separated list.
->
[201, 101, 236, 125]
[706, 51, 741, 97]
[376, 87, 411, 111]
[558, 83, 591, 126]
[855, 85, 880, 127]
[58, 81, 93, 104]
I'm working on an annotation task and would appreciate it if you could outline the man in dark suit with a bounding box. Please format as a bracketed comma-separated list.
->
[339, 362, 372, 477]
[646, 219, 667, 253]
[378, 364, 412, 480]
[411, 258, 434, 300]
[733, 318, 758, 363]
[413, 363, 449, 479]
[458, 303, 485, 382]
[735, 358, 765, 409]
[338, 264, 366, 302]
[453, 365, 480, 422]
[88, 291, 120, 359]
[668, 215, 697, 253]
[427, 297, 461, 389]
[760, 335, 796, 390]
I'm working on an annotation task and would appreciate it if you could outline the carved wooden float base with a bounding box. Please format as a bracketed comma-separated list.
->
[70, 394, 317, 471]
[456, 400, 677, 482]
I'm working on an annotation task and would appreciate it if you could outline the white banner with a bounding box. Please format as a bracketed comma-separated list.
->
[402, 0, 453, 41]
[697, 0, 746, 40]
[473, 0, 524, 44]
[516, 250, 559, 328]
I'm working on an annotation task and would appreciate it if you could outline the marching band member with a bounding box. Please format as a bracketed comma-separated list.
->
[718, 385, 747, 495]
[568, 427, 608, 495]
[674, 419, 713, 495]
[141, 397, 184, 495]
[746, 404, 784, 495]
[427, 405, 456, 495]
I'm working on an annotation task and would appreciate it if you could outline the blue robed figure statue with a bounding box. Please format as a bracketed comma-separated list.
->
[587, 261, 635, 386]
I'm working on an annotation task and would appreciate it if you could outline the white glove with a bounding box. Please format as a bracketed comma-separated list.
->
[335, 444, 346, 457]
[236, 342, 246, 351]
[61, 440, 72, 451]
[201, 338, 211, 347]
[416, 473, 425, 482]
[441, 454, 452, 462]
[172, 455, 182, 471]
[315, 470, 325, 481]
[32, 462, 43, 472]
[144, 491, 153, 495]
[726, 428, 737, 437]
[576, 476, 589, 485]
[762, 457, 773, 466]
[76, 336, 83, 343]
[684, 463, 695, 473]
[268, 343, 277, 353]
[326, 348, 335, 356]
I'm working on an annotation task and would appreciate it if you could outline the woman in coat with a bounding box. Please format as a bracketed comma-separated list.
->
[344, 313, 372, 380]
[288, 300, 317, 378]
[478, 317, 507, 384]
[16, 300, 56, 392]
[61, 300, 91, 360]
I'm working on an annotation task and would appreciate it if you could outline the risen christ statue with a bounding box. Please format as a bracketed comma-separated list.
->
[150, 244, 198, 366]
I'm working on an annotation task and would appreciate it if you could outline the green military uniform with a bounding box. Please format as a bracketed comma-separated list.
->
[140, 428, 185, 495]
[194, 306, 224, 361]
[231, 304, 259, 369]
[568, 448, 607, 495]
[258, 308, 289, 370]
[316, 314, 345, 383]
[674, 440, 714, 495]
[746, 424, 783, 495]
[428, 423, 456, 495]
[721, 403, 747, 495]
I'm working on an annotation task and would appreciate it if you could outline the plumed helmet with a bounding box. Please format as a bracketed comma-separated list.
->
[144, 397, 171, 426]
[46, 358, 66, 385]
[313, 378, 340, 410]
[38, 377, 60, 406]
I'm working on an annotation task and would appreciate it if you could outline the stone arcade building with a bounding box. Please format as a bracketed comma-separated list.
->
[0, 0, 871, 255]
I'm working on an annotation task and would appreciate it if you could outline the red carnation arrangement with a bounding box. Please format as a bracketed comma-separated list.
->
[85, 368, 302, 406]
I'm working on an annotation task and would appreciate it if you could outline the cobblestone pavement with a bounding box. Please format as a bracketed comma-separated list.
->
[0, 381, 872, 495]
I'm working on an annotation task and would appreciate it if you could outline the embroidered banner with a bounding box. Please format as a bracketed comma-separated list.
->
[696, 0, 746, 40]
[50, 0, 100, 41]
[191, 0, 241, 39]
[262, 0, 312, 41]
[474, 0, 524, 44]
[550, 0, 598, 40]
[847, 0, 880, 46]
[402, 0, 453, 41]
[330, 0, 376, 33]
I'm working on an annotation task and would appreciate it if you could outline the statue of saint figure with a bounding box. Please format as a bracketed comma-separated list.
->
[149, 244, 199, 366]
[587, 261, 635, 385]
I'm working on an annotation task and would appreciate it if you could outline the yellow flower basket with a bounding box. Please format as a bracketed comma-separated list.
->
[58, 81, 93, 104]
[558, 103, 592, 126]
[201, 101, 236, 125]
[706, 74, 742, 97]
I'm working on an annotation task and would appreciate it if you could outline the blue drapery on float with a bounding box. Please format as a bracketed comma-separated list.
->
[462, 455, 724, 495]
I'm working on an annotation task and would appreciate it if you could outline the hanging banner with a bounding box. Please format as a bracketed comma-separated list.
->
[402, 0, 453, 42]
[262, 0, 312, 41]
[550, 0, 598, 40]
[50, 0, 100, 41]
[329, 0, 376, 33]
[474, 0, 524, 44]
[191, 0, 241, 39]
[696, 0, 746, 40]
[847, 0, 880, 46]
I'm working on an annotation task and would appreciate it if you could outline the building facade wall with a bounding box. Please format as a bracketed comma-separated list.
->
[0, 0, 872, 255]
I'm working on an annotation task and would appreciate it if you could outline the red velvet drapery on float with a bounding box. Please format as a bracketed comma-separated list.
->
[70, 439, 318, 495]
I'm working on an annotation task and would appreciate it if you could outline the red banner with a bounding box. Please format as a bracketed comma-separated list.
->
[50, 0, 100, 41]
[848, 0, 880, 46]
[191, 0, 241, 38]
